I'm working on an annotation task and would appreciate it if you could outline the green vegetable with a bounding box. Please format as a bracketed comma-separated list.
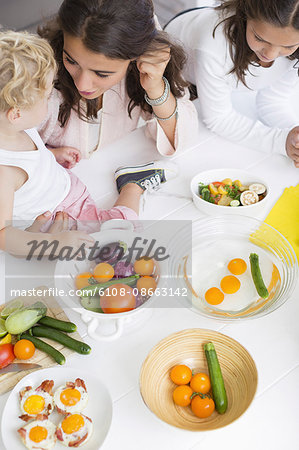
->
[225, 183, 241, 201]
[204, 342, 228, 414]
[79, 275, 140, 298]
[201, 188, 211, 202]
[80, 297, 103, 313]
[198, 183, 209, 195]
[31, 325, 91, 355]
[249, 253, 269, 299]
[1, 298, 24, 319]
[5, 302, 47, 334]
[0, 318, 7, 338]
[230, 199, 240, 207]
[20, 333, 65, 365]
[38, 316, 77, 333]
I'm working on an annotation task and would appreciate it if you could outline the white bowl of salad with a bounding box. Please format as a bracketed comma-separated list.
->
[190, 168, 270, 217]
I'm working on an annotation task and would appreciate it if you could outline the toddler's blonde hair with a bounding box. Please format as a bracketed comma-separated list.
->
[0, 30, 56, 112]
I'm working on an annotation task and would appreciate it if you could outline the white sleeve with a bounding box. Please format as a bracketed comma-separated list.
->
[256, 67, 299, 129]
[195, 49, 289, 156]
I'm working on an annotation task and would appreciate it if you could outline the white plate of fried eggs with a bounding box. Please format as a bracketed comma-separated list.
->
[1, 367, 112, 450]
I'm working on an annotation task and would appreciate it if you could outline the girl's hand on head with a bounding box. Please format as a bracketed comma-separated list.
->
[136, 46, 171, 98]
[50, 146, 81, 169]
[286, 127, 299, 168]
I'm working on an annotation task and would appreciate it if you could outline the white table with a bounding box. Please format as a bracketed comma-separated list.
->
[0, 108, 299, 450]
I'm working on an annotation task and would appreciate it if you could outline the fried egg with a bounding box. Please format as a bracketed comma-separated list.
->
[54, 378, 88, 415]
[56, 413, 93, 447]
[18, 415, 56, 450]
[19, 380, 54, 421]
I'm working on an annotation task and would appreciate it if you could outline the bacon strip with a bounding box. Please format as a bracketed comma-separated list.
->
[19, 414, 32, 422]
[35, 413, 48, 421]
[75, 378, 87, 391]
[17, 427, 26, 439]
[56, 405, 68, 415]
[56, 428, 63, 441]
[65, 378, 87, 391]
[19, 386, 32, 400]
[69, 432, 88, 447]
[36, 379, 54, 394]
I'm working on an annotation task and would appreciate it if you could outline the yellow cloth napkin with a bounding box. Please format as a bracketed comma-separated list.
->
[261, 184, 299, 260]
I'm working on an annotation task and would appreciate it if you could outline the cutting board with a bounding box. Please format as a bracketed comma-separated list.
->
[0, 286, 84, 394]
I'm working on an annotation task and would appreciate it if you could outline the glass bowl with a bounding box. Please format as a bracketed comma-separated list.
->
[167, 216, 298, 320]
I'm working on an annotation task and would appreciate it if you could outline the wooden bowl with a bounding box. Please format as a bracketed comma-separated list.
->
[139, 328, 258, 431]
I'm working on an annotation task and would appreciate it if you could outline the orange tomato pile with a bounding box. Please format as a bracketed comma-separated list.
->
[170, 365, 215, 418]
[75, 255, 158, 314]
[134, 258, 157, 295]
[205, 257, 247, 306]
[75, 262, 116, 290]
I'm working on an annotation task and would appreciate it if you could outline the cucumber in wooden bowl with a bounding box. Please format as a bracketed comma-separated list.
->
[204, 342, 228, 414]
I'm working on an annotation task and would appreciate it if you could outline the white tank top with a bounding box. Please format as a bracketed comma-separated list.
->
[0, 128, 71, 222]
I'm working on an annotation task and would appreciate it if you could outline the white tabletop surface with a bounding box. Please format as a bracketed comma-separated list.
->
[0, 99, 299, 450]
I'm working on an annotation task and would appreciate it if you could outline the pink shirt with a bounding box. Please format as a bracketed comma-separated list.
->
[37, 78, 199, 158]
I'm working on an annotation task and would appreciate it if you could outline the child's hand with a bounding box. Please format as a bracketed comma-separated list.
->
[25, 211, 52, 232]
[50, 147, 81, 169]
[26, 211, 69, 233]
[136, 46, 171, 99]
[56, 230, 95, 253]
[286, 127, 299, 168]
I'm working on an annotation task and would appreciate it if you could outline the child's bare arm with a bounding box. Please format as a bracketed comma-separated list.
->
[1, 226, 95, 257]
[0, 166, 94, 256]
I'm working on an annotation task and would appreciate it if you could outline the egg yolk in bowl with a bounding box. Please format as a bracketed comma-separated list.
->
[227, 258, 247, 275]
[220, 275, 241, 294]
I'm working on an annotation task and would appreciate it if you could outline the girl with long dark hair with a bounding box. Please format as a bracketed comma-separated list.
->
[37, 0, 198, 165]
[166, 1, 299, 167]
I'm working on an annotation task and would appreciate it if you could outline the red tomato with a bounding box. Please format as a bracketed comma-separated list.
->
[100, 284, 136, 313]
[213, 182, 224, 187]
[0, 343, 15, 368]
[213, 194, 221, 204]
